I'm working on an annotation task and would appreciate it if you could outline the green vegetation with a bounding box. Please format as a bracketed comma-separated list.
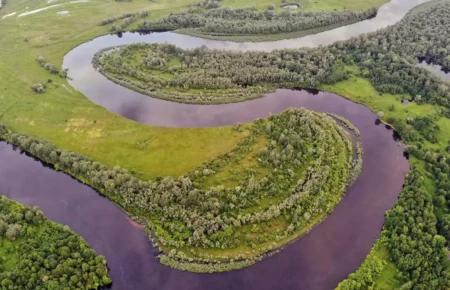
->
[98, 0, 450, 284]
[94, 43, 345, 104]
[0, 0, 449, 287]
[220, 0, 388, 12]
[103, 0, 386, 41]
[0, 108, 361, 272]
[101, 0, 386, 41]
[336, 238, 402, 290]
[0, 196, 111, 289]
[137, 2, 377, 41]
[0, 0, 249, 181]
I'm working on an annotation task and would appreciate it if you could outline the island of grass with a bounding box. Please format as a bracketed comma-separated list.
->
[1, 109, 362, 272]
[0, 196, 111, 289]
[93, 42, 347, 104]
[105, 0, 386, 41]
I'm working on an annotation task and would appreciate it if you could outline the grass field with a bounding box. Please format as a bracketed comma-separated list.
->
[322, 72, 450, 152]
[0, 0, 249, 179]
[323, 69, 449, 288]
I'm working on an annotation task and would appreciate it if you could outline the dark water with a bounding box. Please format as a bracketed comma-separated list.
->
[0, 89, 409, 290]
[417, 61, 450, 82]
[1, 0, 424, 288]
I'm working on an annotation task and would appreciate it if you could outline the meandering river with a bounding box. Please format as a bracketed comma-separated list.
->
[1, 0, 433, 289]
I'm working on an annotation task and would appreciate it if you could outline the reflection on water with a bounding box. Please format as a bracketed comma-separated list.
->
[417, 61, 450, 82]
[0, 87, 409, 289]
[1, 0, 426, 289]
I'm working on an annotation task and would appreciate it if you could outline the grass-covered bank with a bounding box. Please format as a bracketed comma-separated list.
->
[0, 0, 249, 179]
[95, 0, 450, 285]
[135, 4, 377, 42]
[0, 196, 111, 289]
[0, 0, 448, 287]
[0, 108, 361, 272]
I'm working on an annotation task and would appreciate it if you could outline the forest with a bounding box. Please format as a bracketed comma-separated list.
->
[0, 196, 111, 290]
[0, 109, 360, 272]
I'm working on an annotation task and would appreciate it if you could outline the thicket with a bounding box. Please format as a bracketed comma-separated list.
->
[0, 196, 111, 290]
[383, 168, 449, 289]
[0, 109, 359, 272]
[137, 0, 377, 37]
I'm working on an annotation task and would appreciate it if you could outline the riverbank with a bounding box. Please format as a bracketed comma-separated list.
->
[0, 195, 111, 289]
[0, 106, 361, 273]
[0, 0, 447, 288]
[0, 86, 407, 288]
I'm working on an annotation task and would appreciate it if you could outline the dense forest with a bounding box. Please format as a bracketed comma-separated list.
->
[0, 196, 111, 290]
[95, 0, 450, 286]
[94, 44, 345, 104]
[0, 109, 360, 272]
[137, 0, 377, 38]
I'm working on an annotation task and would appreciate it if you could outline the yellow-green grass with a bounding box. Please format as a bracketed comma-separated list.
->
[196, 135, 270, 189]
[321, 74, 449, 151]
[0, 0, 396, 183]
[325, 72, 448, 289]
[0, 0, 249, 179]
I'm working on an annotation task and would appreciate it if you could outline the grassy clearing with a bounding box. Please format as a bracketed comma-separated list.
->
[0, 0, 392, 179]
[0, 0, 248, 179]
